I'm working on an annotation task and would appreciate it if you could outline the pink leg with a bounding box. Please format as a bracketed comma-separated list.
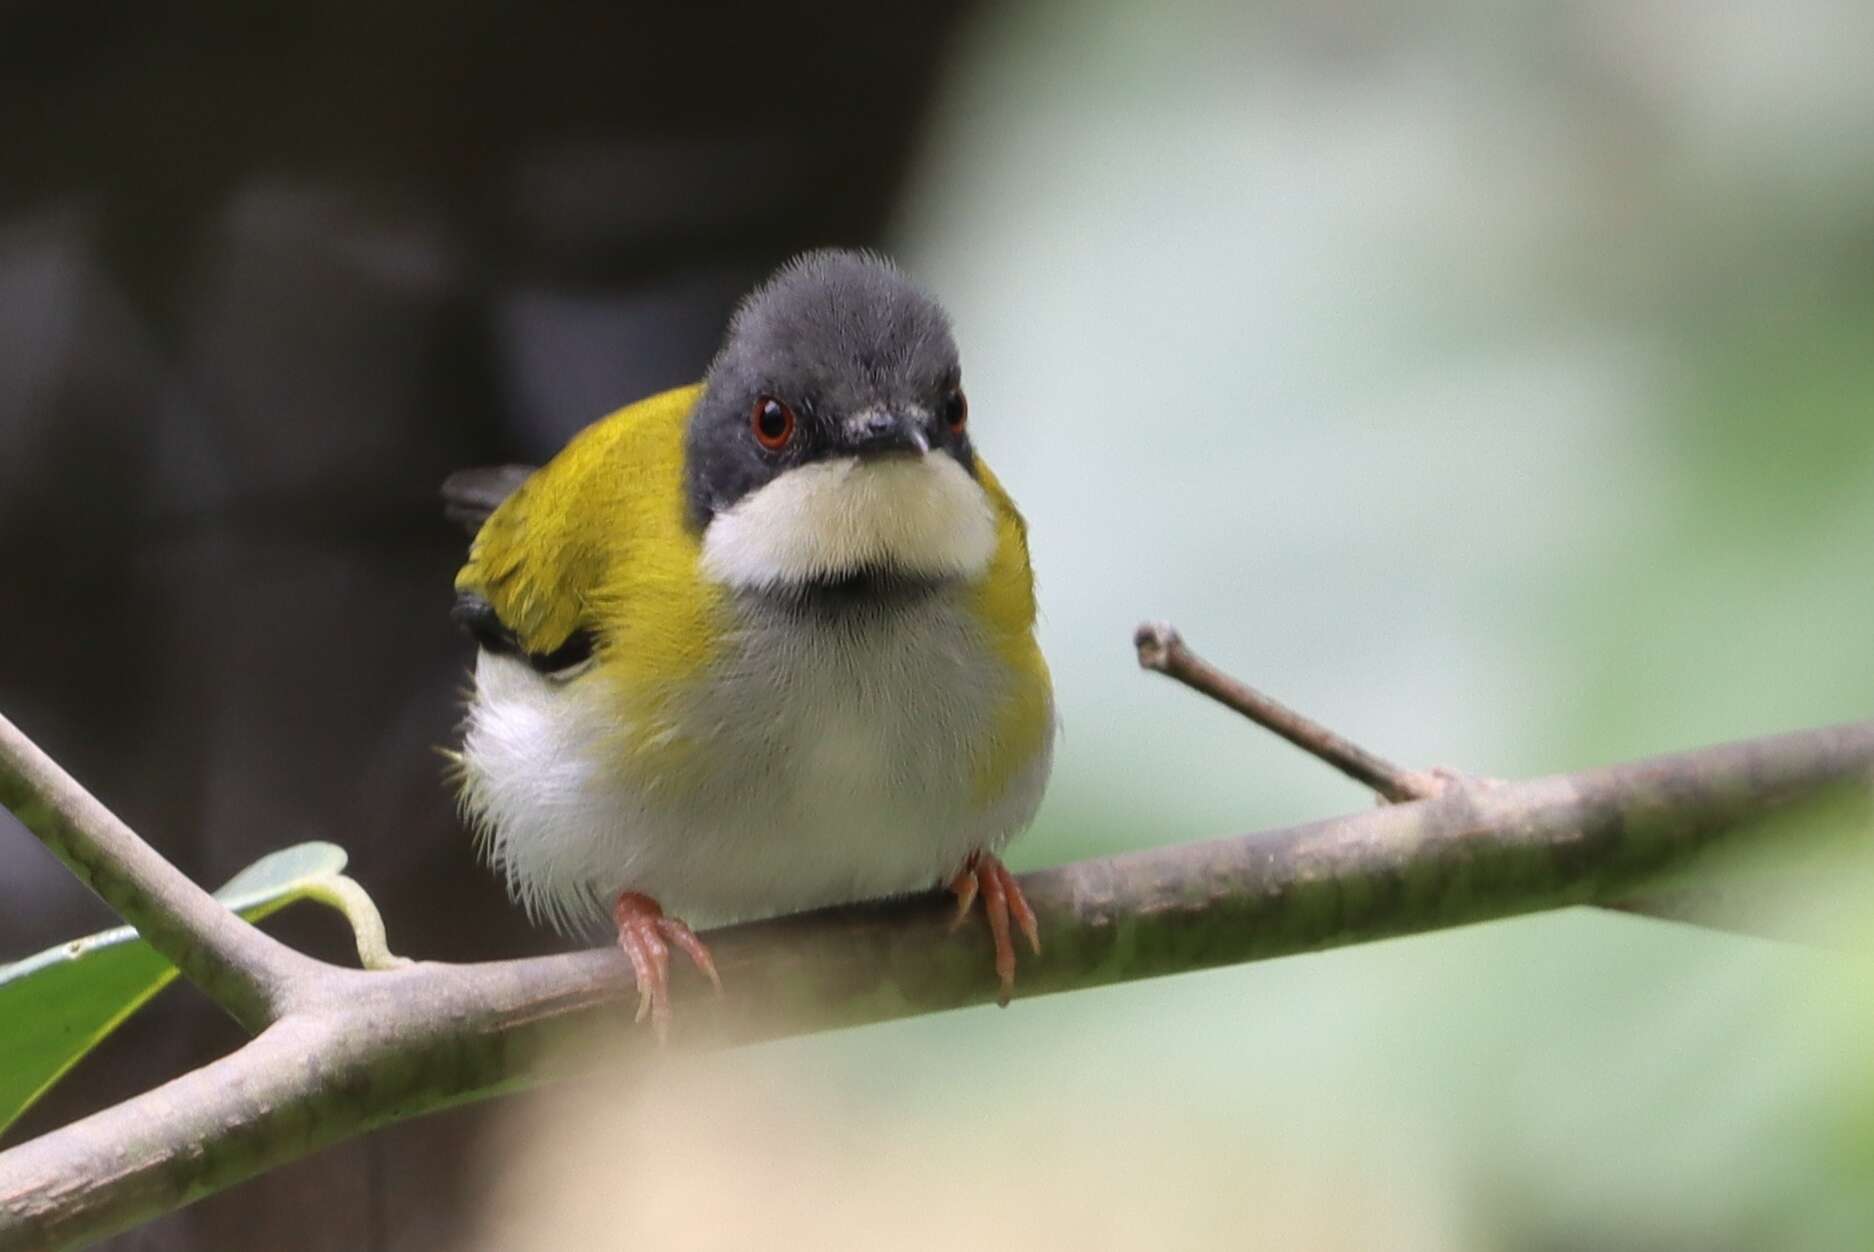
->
[612, 892, 722, 1042]
[946, 852, 1042, 1007]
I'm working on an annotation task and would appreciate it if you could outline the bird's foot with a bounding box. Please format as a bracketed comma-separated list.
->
[612, 891, 722, 1042]
[947, 851, 1041, 1007]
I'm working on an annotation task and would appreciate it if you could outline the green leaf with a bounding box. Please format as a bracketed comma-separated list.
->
[0, 841, 399, 1137]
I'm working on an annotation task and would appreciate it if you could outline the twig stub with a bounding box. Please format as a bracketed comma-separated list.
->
[1133, 620, 1182, 670]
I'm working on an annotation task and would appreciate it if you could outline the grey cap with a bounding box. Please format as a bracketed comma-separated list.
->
[683, 249, 972, 526]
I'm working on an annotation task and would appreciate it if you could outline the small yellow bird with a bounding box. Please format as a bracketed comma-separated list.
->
[445, 250, 1054, 1032]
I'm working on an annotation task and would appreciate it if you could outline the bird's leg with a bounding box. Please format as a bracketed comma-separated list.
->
[611, 891, 722, 1042]
[946, 851, 1041, 1007]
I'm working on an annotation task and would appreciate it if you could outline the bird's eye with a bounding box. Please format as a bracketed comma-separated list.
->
[942, 388, 968, 434]
[751, 396, 797, 450]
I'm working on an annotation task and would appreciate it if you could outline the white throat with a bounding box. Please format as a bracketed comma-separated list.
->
[698, 454, 997, 591]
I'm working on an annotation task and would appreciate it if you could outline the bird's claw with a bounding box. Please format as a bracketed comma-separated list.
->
[947, 852, 1041, 1007]
[612, 892, 721, 1043]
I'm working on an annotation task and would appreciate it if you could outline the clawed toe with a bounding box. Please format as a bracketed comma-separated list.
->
[947, 852, 1041, 1007]
[612, 892, 721, 1042]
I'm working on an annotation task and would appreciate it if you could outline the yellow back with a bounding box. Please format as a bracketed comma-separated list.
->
[455, 384, 708, 657]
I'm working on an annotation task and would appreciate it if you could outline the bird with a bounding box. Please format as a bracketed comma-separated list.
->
[444, 249, 1055, 1035]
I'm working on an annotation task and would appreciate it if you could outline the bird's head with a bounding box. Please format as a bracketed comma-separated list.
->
[684, 250, 996, 595]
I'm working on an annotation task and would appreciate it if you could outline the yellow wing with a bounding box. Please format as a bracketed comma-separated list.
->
[453, 384, 706, 665]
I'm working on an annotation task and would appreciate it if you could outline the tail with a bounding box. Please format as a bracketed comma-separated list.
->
[441, 465, 535, 533]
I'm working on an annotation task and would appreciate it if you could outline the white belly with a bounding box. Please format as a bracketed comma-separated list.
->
[457, 590, 1053, 932]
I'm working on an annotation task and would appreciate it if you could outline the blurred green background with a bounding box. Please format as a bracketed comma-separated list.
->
[4, 1, 1873, 1247]
[877, 4, 1874, 1248]
[615, 5, 1874, 1248]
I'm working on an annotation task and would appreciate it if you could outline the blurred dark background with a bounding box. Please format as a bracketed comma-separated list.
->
[0, 2, 976, 1245]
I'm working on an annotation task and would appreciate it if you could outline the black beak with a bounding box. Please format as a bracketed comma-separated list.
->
[845, 411, 929, 457]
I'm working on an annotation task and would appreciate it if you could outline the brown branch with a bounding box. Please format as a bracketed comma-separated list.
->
[1127, 621, 1851, 938]
[3, 718, 1872, 1249]
[0, 712, 323, 1031]
[1133, 621, 1440, 801]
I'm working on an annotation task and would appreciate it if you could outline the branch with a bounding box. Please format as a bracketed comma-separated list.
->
[1134, 621, 1440, 801]
[3, 719, 1871, 1250]
[1129, 622, 1858, 937]
[0, 712, 321, 1031]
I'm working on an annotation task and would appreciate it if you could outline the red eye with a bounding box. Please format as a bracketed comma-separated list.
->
[942, 388, 968, 433]
[752, 395, 797, 450]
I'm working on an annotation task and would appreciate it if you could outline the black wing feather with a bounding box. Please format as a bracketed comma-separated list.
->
[441, 464, 536, 534]
[451, 593, 596, 676]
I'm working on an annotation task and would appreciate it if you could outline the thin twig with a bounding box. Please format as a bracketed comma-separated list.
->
[1134, 621, 1439, 802]
[3, 718, 1872, 1249]
[0, 712, 321, 1031]
[1128, 622, 1858, 939]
